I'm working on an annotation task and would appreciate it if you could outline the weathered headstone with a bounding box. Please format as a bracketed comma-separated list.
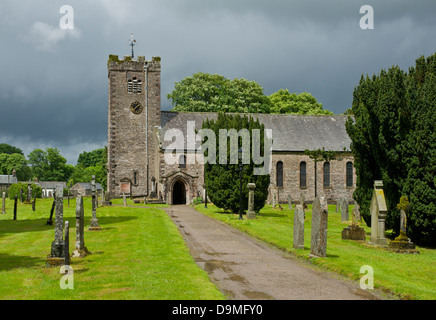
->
[370, 181, 387, 245]
[123, 191, 127, 207]
[47, 186, 65, 267]
[389, 196, 418, 253]
[335, 199, 339, 213]
[26, 184, 32, 203]
[310, 196, 328, 257]
[271, 187, 278, 208]
[352, 202, 361, 222]
[340, 197, 349, 222]
[72, 196, 89, 257]
[300, 192, 307, 209]
[342, 201, 366, 241]
[32, 196, 36, 212]
[1, 192, 6, 214]
[89, 175, 101, 231]
[13, 195, 17, 220]
[287, 194, 292, 210]
[246, 183, 256, 219]
[64, 221, 70, 266]
[103, 191, 112, 206]
[293, 205, 305, 249]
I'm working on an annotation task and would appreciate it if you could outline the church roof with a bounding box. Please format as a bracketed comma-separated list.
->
[159, 111, 352, 152]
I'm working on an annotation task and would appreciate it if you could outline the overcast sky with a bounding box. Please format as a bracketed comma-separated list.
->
[0, 0, 435, 165]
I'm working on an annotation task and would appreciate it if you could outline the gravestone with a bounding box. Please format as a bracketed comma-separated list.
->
[64, 221, 70, 266]
[246, 183, 256, 219]
[340, 197, 349, 222]
[389, 196, 418, 253]
[47, 198, 56, 225]
[123, 191, 127, 207]
[287, 194, 292, 209]
[20, 188, 23, 203]
[352, 202, 361, 221]
[341, 202, 366, 241]
[89, 175, 101, 231]
[300, 192, 307, 209]
[293, 205, 305, 249]
[271, 187, 278, 208]
[13, 195, 17, 220]
[72, 196, 89, 257]
[32, 196, 36, 212]
[103, 192, 112, 206]
[370, 181, 387, 245]
[47, 186, 65, 267]
[26, 184, 32, 203]
[335, 199, 339, 213]
[1, 192, 6, 214]
[310, 197, 328, 257]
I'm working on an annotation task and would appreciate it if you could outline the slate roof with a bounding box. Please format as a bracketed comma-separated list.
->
[72, 182, 103, 190]
[0, 175, 18, 185]
[159, 111, 352, 152]
[37, 181, 67, 189]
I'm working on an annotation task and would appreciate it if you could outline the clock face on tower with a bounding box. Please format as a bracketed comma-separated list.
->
[130, 101, 143, 114]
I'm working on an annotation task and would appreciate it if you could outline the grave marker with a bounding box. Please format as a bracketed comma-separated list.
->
[47, 186, 65, 267]
[1, 192, 5, 214]
[370, 181, 387, 245]
[310, 197, 328, 257]
[246, 183, 256, 219]
[89, 175, 101, 231]
[293, 205, 305, 249]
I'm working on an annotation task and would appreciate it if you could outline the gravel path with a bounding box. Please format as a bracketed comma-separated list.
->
[165, 205, 385, 300]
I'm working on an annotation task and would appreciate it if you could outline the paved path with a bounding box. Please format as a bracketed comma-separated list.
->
[165, 205, 384, 300]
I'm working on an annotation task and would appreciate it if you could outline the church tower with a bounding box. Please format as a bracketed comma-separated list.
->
[107, 54, 161, 198]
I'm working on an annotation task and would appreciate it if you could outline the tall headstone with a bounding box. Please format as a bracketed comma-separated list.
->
[310, 197, 328, 257]
[47, 198, 56, 225]
[287, 194, 292, 209]
[293, 205, 305, 249]
[300, 192, 307, 209]
[123, 191, 127, 207]
[32, 196, 36, 212]
[340, 198, 349, 222]
[389, 196, 417, 253]
[89, 175, 101, 231]
[26, 184, 32, 203]
[13, 195, 17, 220]
[246, 183, 256, 219]
[271, 187, 278, 208]
[370, 181, 387, 245]
[64, 221, 70, 266]
[1, 192, 6, 214]
[352, 202, 361, 222]
[47, 186, 65, 266]
[335, 199, 339, 213]
[72, 196, 89, 257]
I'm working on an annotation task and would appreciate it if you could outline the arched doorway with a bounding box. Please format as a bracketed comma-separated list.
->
[172, 180, 186, 205]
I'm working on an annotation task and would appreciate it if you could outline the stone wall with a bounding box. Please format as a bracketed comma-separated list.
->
[267, 153, 356, 204]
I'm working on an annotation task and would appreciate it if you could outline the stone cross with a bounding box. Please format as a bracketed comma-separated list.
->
[1, 192, 6, 214]
[64, 221, 70, 266]
[400, 209, 407, 234]
[246, 183, 256, 219]
[370, 181, 387, 245]
[89, 175, 101, 231]
[50, 186, 65, 258]
[310, 196, 328, 257]
[340, 197, 349, 222]
[287, 194, 292, 210]
[72, 195, 88, 257]
[293, 205, 305, 249]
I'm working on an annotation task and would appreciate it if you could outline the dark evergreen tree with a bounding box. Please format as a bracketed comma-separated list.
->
[202, 113, 271, 214]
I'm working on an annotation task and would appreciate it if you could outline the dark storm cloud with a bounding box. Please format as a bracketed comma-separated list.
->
[0, 0, 435, 164]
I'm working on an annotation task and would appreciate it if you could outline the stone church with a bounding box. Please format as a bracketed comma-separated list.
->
[107, 54, 356, 205]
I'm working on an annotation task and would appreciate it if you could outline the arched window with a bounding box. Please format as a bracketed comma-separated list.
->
[323, 162, 330, 187]
[179, 155, 186, 169]
[276, 161, 283, 187]
[346, 161, 353, 187]
[300, 161, 307, 188]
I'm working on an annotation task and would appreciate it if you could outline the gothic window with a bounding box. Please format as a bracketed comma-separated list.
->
[179, 155, 186, 169]
[133, 171, 138, 185]
[276, 161, 283, 187]
[323, 162, 330, 187]
[300, 161, 307, 188]
[128, 77, 142, 94]
[346, 161, 353, 187]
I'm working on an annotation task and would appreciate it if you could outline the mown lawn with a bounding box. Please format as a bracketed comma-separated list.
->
[195, 203, 436, 300]
[0, 198, 224, 300]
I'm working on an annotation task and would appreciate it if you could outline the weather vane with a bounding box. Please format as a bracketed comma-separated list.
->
[129, 33, 136, 59]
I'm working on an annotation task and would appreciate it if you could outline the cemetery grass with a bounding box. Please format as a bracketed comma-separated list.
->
[0, 198, 224, 300]
[195, 204, 436, 300]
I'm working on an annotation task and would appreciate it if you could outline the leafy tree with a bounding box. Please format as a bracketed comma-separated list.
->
[346, 52, 436, 246]
[27, 148, 73, 182]
[202, 113, 271, 214]
[269, 89, 333, 115]
[77, 148, 106, 167]
[0, 143, 24, 155]
[8, 182, 42, 200]
[167, 72, 272, 113]
[0, 153, 32, 181]
[70, 147, 107, 190]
